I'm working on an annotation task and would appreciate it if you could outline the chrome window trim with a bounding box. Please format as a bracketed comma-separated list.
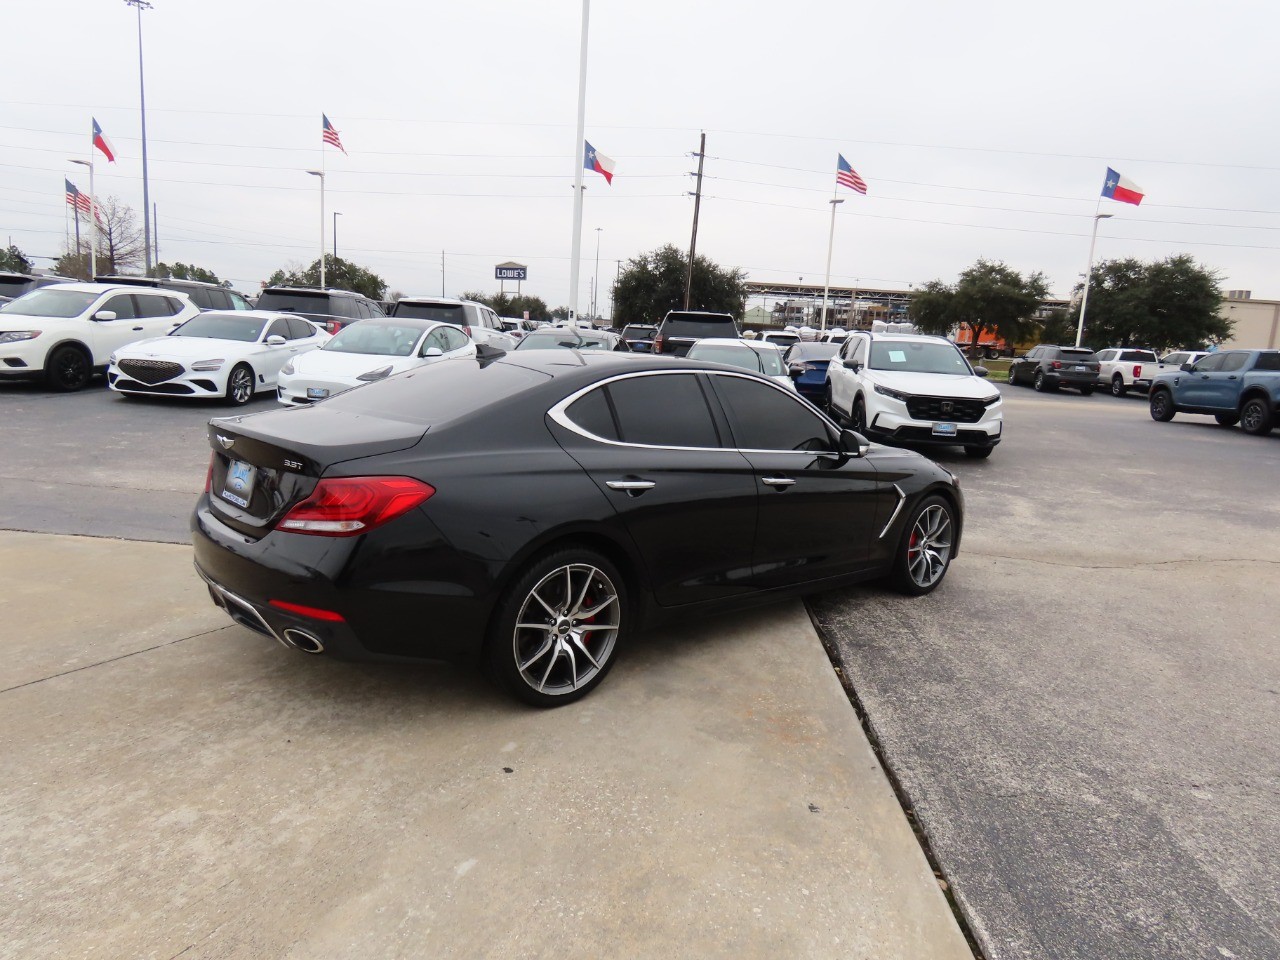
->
[878, 485, 907, 539]
[547, 368, 848, 456]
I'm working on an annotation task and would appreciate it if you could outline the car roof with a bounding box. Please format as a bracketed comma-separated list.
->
[397, 296, 480, 306]
[334, 316, 440, 333]
[261, 286, 368, 298]
[854, 331, 954, 345]
[14, 281, 191, 298]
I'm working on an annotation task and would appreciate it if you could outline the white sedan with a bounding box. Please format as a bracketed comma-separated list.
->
[108, 310, 329, 404]
[276, 317, 476, 406]
[686, 337, 797, 391]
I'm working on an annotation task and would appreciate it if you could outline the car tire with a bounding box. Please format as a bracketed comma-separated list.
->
[851, 397, 868, 434]
[823, 385, 837, 420]
[1149, 388, 1176, 422]
[1111, 375, 1127, 397]
[45, 345, 92, 392]
[1007, 366, 1019, 386]
[484, 547, 627, 707]
[963, 445, 994, 459]
[1214, 413, 1240, 427]
[1080, 385, 1095, 396]
[888, 495, 956, 597]
[1240, 397, 1274, 436]
[225, 363, 255, 406]
[1033, 370, 1047, 392]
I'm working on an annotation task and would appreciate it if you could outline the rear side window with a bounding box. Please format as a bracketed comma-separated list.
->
[1058, 348, 1097, 361]
[396, 302, 466, 325]
[1254, 352, 1280, 371]
[287, 317, 317, 339]
[660, 313, 738, 339]
[712, 375, 832, 453]
[607, 374, 719, 448]
[1219, 353, 1248, 372]
[566, 388, 619, 441]
[134, 294, 176, 318]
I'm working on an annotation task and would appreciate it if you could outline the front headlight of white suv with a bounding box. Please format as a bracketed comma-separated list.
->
[0, 330, 41, 344]
[874, 383, 911, 403]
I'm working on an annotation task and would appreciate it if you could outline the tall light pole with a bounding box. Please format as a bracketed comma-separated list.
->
[69, 159, 95, 278]
[1075, 213, 1113, 347]
[306, 170, 325, 287]
[592, 227, 602, 320]
[819, 197, 844, 332]
[333, 211, 341, 261]
[124, 0, 153, 275]
[568, 0, 590, 324]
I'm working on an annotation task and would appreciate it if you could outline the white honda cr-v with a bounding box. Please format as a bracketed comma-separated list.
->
[826, 330, 1003, 458]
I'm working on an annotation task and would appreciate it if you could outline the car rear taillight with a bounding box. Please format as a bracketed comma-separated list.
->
[1133, 365, 1142, 378]
[653, 335, 664, 352]
[463, 325, 473, 338]
[268, 599, 346, 622]
[1051, 360, 1063, 370]
[276, 477, 435, 537]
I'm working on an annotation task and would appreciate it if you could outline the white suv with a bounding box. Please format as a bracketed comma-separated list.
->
[0, 282, 200, 391]
[826, 330, 1003, 458]
[391, 297, 517, 352]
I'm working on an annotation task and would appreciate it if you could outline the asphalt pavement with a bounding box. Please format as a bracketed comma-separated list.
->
[812, 383, 1280, 960]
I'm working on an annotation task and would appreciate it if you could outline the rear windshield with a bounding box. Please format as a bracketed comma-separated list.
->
[660, 313, 738, 339]
[621, 325, 656, 338]
[1119, 350, 1157, 362]
[785, 343, 840, 362]
[395, 302, 466, 324]
[170, 314, 266, 342]
[0, 277, 35, 296]
[1058, 348, 1097, 360]
[0, 288, 98, 318]
[256, 291, 338, 315]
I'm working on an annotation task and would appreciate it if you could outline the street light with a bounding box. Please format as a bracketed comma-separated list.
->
[592, 227, 603, 320]
[123, 0, 153, 274]
[306, 170, 325, 288]
[333, 211, 341, 261]
[1075, 213, 1114, 348]
[819, 197, 844, 332]
[69, 159, 96, 278]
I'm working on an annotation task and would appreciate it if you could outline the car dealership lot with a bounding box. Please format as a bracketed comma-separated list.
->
[2, 378, 1278, 958]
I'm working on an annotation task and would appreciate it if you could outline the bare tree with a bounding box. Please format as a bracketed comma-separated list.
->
[95, 197, 147, 275]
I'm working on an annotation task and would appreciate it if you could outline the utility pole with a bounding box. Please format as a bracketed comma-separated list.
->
[152, 202, 158, 264]
[683, 131, 706, 311]
[441, 250, 445, 297]
[124, 0, 153, 275]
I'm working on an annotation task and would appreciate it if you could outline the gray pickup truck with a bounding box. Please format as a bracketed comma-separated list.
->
[1148, 349, 1280, 435]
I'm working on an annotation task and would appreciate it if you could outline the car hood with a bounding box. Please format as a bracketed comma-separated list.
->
[117, 336, 260, 359]
[865, 370, 998, 400]
[0, 312, 84, 329]
[290, 350, 423, 379]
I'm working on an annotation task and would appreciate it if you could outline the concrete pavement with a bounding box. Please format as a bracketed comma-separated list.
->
[0, 530, 972, 960]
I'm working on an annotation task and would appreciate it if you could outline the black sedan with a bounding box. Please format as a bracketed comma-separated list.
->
[193, 352, 963, 706]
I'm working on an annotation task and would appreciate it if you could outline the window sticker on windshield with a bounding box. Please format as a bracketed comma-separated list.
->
[888, 350, 907, 363]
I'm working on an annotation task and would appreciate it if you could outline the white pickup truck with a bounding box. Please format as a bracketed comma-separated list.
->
[1094, 348, 1160, 397]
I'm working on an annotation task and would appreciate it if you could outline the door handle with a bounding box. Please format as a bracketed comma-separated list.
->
[132, 326, 144, 331]
[606, 479, 655, 491]
[761, 476, 797, 487]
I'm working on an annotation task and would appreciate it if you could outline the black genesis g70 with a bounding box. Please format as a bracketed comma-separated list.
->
[193, 351, 963, 705]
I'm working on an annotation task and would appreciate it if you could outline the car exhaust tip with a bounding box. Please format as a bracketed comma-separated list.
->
[282, 628, 325, 654]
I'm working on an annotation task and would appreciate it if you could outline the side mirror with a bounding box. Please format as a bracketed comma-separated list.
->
[92, 310, 118, 322]
[788, 363, 805, 379]
[266, 334, 287, 346]
[839, 428, 872, 458]
[842, 359, 861, 372]
[973, 365, 989, 378]
[1180, 362, 1193, 372]
[421, 346, 443, 358]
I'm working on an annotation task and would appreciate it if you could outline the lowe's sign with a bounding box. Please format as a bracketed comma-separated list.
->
[495, 262, 528, 281]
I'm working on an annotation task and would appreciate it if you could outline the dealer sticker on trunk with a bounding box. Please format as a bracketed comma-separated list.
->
[222, 459, 256, 509]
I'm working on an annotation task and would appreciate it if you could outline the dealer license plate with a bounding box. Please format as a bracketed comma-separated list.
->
[307, 386, 329, 400]
[932, 422, 958, 437]
[1074, 365, 1087, 372]
[222, 459, 256, 509]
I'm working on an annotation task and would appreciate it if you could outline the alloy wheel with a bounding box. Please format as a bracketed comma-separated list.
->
[906, 504, 953, 589]
[512, 563, 620, 697]
[228, 367, 254, 405]
[50, 347, 89, 391]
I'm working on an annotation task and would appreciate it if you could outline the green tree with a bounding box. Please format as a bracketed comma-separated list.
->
[1071, 255, 1229, 352]
[267, 255, 387, 301]
[155, 261, 221, 285]
[613, 244, 747, 324]
[459, 290, 552, 322]
[911, 259, 1050, 355]
[0, 244, 32, 273]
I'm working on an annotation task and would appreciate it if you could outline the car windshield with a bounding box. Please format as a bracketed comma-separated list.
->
[869, 340, 971, 374]
[170, 314, 267, 342]
[324, 322, 425, 357]
[765, 334, 799, 347]
[0, 288, 98, 318]
[516, 332, 613, 351]
[395, 302, 466, 324]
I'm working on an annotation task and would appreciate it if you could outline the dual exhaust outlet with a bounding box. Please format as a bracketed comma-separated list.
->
[281, 628, 325, 655]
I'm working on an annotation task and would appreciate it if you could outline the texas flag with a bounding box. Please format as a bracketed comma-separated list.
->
[584, 140, 615, 185]
[92, 118, 117, 163]
[1101, 167, 1144, 206]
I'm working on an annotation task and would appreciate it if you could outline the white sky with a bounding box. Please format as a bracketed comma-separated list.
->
[4, 0, 1278, 311]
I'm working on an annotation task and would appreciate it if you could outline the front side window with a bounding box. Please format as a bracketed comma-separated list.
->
[421, 329, 449, 354]
[607, 374, 719, 448]
[265, 318, 291, 341]
[1191, 354, 1226, 373]
[100, 295, 138, 320]
[171, 314, 265, 342]
[712, 375, 832, 453]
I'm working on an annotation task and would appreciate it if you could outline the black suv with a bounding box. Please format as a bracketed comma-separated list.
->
[94, 275, 253, 312]
[652, 310, 739, 356]
[1009, 345, 1100, 394]
[0, 272, 72, 305]
[254, 286, 386, 334]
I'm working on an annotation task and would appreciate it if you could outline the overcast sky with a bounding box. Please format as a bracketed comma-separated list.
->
[5, 0, 1278, 312]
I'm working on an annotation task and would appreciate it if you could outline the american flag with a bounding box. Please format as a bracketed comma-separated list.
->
[836, 154, 867, 195]
[65, 178, 93, 216]
[322, 114, 347, 155]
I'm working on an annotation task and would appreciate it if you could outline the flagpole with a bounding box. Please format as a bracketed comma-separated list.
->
[1075, 199, 1112, 348]
[820, 184, 843, 334]
[87, 131, 98, 279]
[568, 0, 590, 325]
[320, 130, 327, 289]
